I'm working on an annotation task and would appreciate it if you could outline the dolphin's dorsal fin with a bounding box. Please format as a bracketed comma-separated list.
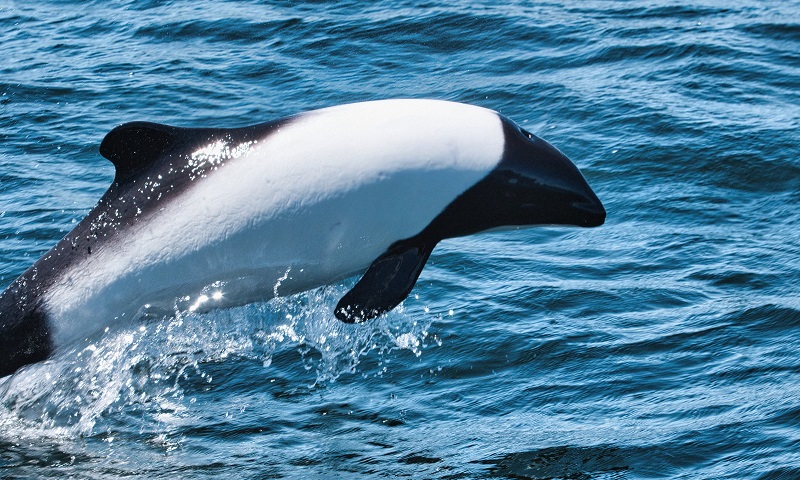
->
[335, 237, 436, 323]
[99, 122, 186, 180]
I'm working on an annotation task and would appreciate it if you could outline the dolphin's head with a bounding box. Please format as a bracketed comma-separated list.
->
[426, 115, 605, 240]
[494, 117, 606, 227]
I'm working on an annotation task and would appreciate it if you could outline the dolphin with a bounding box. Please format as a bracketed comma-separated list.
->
[0, 99, 605, 377]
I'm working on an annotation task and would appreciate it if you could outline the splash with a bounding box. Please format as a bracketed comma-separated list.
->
[0, 282, 438, 441]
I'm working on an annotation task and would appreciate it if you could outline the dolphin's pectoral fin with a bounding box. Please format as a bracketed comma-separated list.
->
[335, 238, 436, 323]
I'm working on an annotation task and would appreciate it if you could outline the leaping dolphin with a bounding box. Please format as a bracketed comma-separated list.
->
[0, 99, 605, 377]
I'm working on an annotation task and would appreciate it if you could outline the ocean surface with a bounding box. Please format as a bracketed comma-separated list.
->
[1, 1, 799, 478]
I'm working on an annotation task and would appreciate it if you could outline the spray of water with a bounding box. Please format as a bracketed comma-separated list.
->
[0, 282, 438, 442]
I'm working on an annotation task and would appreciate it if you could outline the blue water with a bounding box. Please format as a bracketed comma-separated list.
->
[1, 1, 799, 478]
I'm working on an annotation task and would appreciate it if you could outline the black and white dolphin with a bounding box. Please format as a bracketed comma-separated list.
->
[0, 99, 605, 377]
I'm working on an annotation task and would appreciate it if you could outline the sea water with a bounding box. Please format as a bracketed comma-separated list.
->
[1, 1, 799, 478]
